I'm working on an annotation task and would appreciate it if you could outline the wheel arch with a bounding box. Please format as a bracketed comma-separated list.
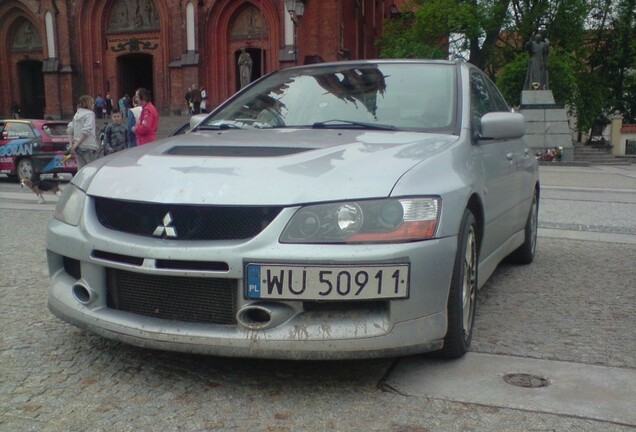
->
[465, 193, 484, 255]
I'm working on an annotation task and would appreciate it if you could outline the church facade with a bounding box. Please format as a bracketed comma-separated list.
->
[0, 0, 394, 119]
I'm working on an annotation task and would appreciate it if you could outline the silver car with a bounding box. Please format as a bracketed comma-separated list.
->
[46, 60, 538, 360]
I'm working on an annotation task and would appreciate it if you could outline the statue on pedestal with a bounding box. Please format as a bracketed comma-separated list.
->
[523, 32, 549, 90]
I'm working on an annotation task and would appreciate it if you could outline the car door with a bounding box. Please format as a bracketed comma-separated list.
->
[0, 121, 10, 173]
[0, 121, 9, 146]
[470, 69, 516, 259]
[0, 121, 37, 174]
[484, 77, 535, 233]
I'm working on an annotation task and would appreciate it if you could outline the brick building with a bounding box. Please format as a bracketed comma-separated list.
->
[0, 0, 394, 119]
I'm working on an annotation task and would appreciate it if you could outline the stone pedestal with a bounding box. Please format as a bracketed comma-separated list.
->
[520, 90, 573, 161]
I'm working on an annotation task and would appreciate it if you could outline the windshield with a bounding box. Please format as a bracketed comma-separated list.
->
[202, 63, 457, 132]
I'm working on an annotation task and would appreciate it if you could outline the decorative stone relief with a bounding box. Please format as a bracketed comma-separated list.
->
[109, 35, 160, 52]
[111, 37, 159, 52]
[230, 5, 268, 40]
[11, 21, 42, 51]
[108, 0, 160, 33]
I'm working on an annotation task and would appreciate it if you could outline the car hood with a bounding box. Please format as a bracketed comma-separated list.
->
[87, 129, 457, 205]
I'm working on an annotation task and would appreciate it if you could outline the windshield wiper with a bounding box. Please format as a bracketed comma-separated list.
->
[312, 119, 398, 131]
[196, 121, 244, 130]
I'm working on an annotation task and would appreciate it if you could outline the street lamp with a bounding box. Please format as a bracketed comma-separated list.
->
[285, 0, 305, 20]
[284, 0, 305, 63]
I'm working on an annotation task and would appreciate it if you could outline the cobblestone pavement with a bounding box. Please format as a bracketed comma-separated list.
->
[1, 164, 635, 431]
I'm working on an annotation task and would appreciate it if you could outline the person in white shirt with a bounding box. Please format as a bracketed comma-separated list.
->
[67, 95, 99, 169]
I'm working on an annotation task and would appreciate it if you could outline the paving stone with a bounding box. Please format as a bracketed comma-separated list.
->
[1, 165, 635, 430]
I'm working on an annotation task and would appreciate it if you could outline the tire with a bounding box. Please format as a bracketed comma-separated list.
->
[438, 209, 478, 359]
[17, 158, 39, 182]
[507, 190, 538, 265]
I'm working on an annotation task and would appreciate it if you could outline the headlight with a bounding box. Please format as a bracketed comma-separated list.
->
[54, 184, 86, 226]
[280, 197, 440, 244]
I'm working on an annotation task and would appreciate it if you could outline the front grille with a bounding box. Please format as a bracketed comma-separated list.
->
[94, 197, 283, 241]
[106, 269, 237, 324]
[92, 250, 144, 266]
[155, 259, 229, 272]
[303, 301, 388, 313]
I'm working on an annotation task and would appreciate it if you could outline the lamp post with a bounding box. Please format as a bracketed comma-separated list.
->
[285, 0, 304, 63]
[285, 0, 305, 20]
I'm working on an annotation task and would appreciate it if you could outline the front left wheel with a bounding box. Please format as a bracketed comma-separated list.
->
[438, 209, 478, 359]
[17, 158, 39, 182]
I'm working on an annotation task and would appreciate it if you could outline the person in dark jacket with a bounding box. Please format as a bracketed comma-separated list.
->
[103, 108, 129, 155]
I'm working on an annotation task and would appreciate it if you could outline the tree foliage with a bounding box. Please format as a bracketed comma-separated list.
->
[377, 0, 636, 132]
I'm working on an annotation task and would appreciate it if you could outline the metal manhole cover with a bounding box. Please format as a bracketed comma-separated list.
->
[503, 373, 550, 388]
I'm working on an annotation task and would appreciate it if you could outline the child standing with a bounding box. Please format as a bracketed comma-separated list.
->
[103, 108, 129, 155]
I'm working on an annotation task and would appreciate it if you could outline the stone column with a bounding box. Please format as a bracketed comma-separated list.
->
[611, 111, 624, 156]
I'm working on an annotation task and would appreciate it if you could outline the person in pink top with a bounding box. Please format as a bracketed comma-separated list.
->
[131, 88, 159, 145]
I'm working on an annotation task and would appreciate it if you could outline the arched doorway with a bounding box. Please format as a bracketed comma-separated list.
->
[18, 60, 45, 119]
[118, 54, 154, 100]
[104, 0, 162, 106]
[206, 1, 280, 105]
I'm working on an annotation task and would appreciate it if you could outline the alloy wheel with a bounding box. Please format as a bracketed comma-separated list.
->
[462, 226, 477, 341]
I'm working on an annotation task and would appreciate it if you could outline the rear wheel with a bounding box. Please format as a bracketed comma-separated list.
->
[17, 158, 39, 182]
[507, 190, 538, 265]
[438, 209, 478, 359]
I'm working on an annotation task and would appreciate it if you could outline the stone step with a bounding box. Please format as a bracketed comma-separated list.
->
[573, 157, 631, 165]
[571, 143, 631, 164]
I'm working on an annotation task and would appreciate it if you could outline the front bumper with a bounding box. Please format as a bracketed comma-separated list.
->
[46, 203, 457, 360]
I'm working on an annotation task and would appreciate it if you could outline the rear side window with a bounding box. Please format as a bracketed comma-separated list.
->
[41, 123, 68, 136]
[5, 122, 35, 139]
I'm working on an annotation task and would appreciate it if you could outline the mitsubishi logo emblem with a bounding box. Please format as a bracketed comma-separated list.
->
[153, 212, 178, 238]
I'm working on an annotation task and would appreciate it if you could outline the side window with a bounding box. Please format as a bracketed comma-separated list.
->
[42, 123, 68, 136]
[470, 71, 493, 131]
[485, 79, 510, 112]
[5, 122, 35, 139]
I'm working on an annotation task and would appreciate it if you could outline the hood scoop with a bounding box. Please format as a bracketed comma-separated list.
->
[165, 146, 311, 157]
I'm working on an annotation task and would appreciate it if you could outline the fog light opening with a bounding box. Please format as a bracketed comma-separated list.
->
[72, 283, 92, 304]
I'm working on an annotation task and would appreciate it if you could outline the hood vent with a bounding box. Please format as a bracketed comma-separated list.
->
[165, 146, 310, 157]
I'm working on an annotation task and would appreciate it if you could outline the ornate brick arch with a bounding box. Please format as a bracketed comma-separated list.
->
[205, 0, 281, 106]
[0, 1, 43, 116]
[76, 0, 170, 111]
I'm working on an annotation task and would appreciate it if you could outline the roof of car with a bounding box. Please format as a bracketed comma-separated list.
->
[0, 119, 68, 125]
[282, 59, 461, 71]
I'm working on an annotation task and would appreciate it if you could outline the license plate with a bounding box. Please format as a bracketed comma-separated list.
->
[246, 264, 409, 300]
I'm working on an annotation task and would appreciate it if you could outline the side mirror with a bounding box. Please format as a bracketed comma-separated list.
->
[479, 112, 525, 140]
